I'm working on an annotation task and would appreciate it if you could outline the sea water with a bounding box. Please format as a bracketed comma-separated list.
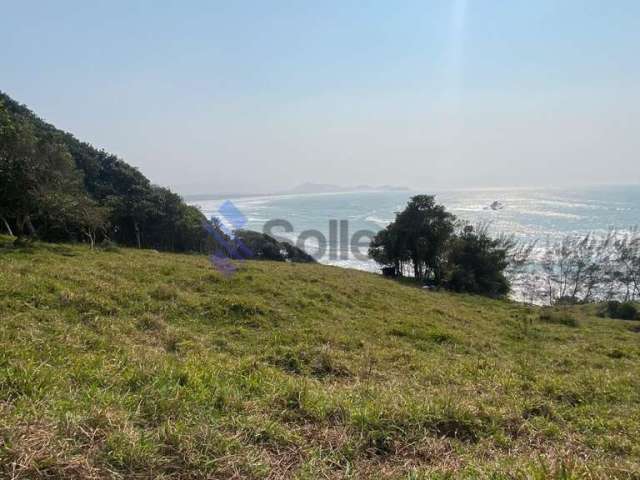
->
[191, 185, 640, 273]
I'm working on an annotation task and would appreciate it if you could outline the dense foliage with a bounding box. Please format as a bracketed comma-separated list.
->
[234, 230, 316, 263]
[445, 225, 510, 297]
[598, 300, 639, 320]
[0, 92, 212, 251]
[369, 195, 513, 297]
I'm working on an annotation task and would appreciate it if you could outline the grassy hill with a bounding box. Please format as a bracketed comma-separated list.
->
[1, 237, 639, 479]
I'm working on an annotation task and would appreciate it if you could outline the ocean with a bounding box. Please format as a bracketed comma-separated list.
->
[190, 185, 640, 273]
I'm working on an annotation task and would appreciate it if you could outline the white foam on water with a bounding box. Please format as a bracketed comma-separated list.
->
[364, 215, 391, 227]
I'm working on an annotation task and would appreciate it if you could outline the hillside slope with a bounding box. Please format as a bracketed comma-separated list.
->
[0, 92, 210, 251]
[1, 237, 639, 479]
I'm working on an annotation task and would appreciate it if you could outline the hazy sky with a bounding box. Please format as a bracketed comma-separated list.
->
[2, 1, 639, 194]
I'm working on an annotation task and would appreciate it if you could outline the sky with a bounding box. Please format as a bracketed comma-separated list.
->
[2, 0, 639, 194]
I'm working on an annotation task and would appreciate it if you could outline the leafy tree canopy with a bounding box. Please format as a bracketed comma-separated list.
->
[0, 92, 215, 252]
[369, 196, 513, 297]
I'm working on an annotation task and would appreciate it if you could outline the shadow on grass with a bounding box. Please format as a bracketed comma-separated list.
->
[0, 236, 78, 257]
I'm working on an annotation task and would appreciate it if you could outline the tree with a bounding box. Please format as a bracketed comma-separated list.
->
[499, 234, 536, 302]
[369, 197, 516, 297]
[370, 195, 456, 282]
[368, 222, 410, 277]
[0, 104, 16, 236]
[75, 198, 109, 249]
[610, 229, 640, 301]
[444, 225, 510, 297]
[527, 230, 640, 305]
[539, 233, 616, 305]
[0, 100, 38, 237]
[396, 195, 456, 282]
[1, 91, 214, 253]
[0, 101, 89, 240]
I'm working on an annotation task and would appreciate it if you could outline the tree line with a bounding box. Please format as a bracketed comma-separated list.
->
[368, 195, 516, 297]
[0, 92, 216, 251]
[515, 230, 640, 305]
[368, 195, 639, 304]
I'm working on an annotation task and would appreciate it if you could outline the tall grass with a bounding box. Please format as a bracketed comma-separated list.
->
[0, 236, 639, 478]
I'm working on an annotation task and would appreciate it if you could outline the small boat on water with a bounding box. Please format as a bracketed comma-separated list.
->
[488, 201, 505, 211]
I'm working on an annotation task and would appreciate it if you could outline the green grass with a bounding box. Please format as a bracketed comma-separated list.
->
[1, 236, 639, 479]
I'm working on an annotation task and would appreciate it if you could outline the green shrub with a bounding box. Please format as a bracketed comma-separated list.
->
[136, 313, 166, 331]
[12, 237, 33, 248]
[554, 296, 580, 306]
[616, 302, 638, 320]
[266, 346, 350, 378]
[309, 347, 351, 378]
[151, 284, 178, 301]
[539, 309, 579, 327]
[599, 301, 638, 320]
[97, 238, 120, 252]
[268, 348, 304, 374]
